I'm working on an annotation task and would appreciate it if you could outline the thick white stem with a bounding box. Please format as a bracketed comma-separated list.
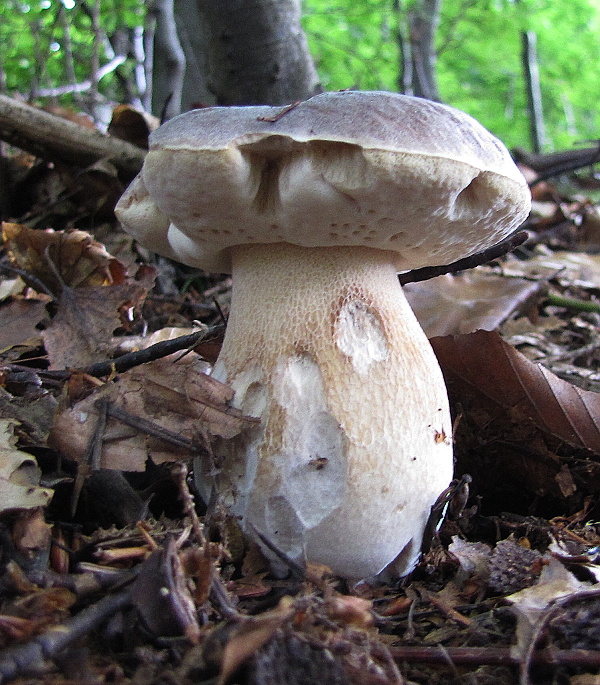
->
[207, 243, 452, 580]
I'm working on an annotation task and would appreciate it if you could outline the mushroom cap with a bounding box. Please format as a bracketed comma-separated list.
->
[116, 91, 531, 273]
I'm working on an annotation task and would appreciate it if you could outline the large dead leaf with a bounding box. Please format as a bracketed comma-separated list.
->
[405, 270, 540, 337]
[432, 330, 600, 516]
[49, 346, 255, 471]
[0, 299, 46, 352]
[432, 330, 600, 453]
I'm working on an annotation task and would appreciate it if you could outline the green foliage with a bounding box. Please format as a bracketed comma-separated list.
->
[1, 0, 600, 150]
[0, 0, 143, 106]
[304, 0, 600, 150]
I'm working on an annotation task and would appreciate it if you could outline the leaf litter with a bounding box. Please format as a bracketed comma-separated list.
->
[0, 117, 600, 685]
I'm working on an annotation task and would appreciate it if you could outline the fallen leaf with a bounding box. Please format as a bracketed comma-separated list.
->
[405, 270, 540, 337]
[217, 601, 293, 685]
[506, 556, 596, 660]
[502, 250, 600, 289]
[0, 299, 46, 352]
[2, 223, 126, 294]
[49, 347, 256, 471]
[41, 277, 152, 369]
[0, 419, 53, 513]
[108, 104, 158, 149]
[130, 537, 200, 642]
[432, 330, 600, 454]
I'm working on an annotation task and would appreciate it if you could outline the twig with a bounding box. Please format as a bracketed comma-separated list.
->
[35, 55, 126, 97]
[86, 324, 225, 378]
[22, 324, 225, 382]
[0, 590, 131, 684]
[171, 462, 206, 546]
[399, 230, 528, 285]
[171, 463, 241, 619]
[257, 101, 302, 122]
[0, 262, 57, 299]
[105, 403, 202, 453]
[389, 644, 600, 668]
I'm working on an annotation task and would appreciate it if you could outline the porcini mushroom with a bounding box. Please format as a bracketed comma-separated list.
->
[116, 91, 531, 581]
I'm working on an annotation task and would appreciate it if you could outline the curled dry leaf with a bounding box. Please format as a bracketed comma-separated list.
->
[2, 222, 126, 294]
[215, 600, 294, 685]
[107, 104, 159, 150]
[0, 419, 53, 513]
[130, 537, 201, 642]
[506, 556, 596, 660]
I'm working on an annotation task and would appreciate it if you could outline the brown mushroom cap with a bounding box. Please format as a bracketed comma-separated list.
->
[116, 91, 531, 273]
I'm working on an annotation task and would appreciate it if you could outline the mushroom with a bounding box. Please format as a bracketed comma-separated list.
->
[116, 91, 531, 581]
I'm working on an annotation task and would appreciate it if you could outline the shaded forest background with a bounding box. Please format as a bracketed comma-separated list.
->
[1, 0, 600, 152]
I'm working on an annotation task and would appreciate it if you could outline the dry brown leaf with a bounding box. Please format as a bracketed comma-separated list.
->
[107, 104, 158, 149]
[49, 352, 256, 471]
[2, 223, 126, 294]
[0, 299, 46, 352]
[405, 270, 540, 337]
[431, 330, 600, 454]
[41, 275, 153, 369]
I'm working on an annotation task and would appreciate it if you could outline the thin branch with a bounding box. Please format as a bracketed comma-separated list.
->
[389, 644, 600, 669]
[84, 324, 225, 378]
[399, 230, 528, 285]
[0, 590, 131, 683]
[35, 55, 126, 97]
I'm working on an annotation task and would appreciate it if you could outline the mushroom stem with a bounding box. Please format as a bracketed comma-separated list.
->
[207, 242, 453, 581]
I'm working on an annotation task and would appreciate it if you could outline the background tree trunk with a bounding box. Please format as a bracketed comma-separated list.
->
[521, 30, 546, 153]
[395, 0, 441, 101]
[152, 0, 321, 113]
[148, 0, 187, 119]
[408, 0, 441, 101]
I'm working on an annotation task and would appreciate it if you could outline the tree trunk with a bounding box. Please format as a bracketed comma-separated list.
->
[409, 0, 441, 100]
[521, 30, 545, 153]
[148, 0, 186, 119]
[396, 0, 441, 101]
[394, 0, 414, 95]
[161, 0, 321, 109]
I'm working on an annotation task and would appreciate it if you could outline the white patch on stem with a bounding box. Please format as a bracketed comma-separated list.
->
[335, 299, 388, 374]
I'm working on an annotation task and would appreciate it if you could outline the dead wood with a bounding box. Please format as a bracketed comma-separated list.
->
[0, 94, 146, 179]
[389, 645, 600, 669]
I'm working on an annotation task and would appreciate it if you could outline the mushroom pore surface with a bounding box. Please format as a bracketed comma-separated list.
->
[115, 91, 531, 580]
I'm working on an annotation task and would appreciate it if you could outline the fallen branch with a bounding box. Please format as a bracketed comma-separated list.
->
[0, 94, 146, 179]
[390, 644, 600, 669]
[0, 590, 131, 684]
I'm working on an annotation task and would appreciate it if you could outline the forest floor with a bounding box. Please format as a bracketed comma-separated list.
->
[0, 108, 599, 685]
